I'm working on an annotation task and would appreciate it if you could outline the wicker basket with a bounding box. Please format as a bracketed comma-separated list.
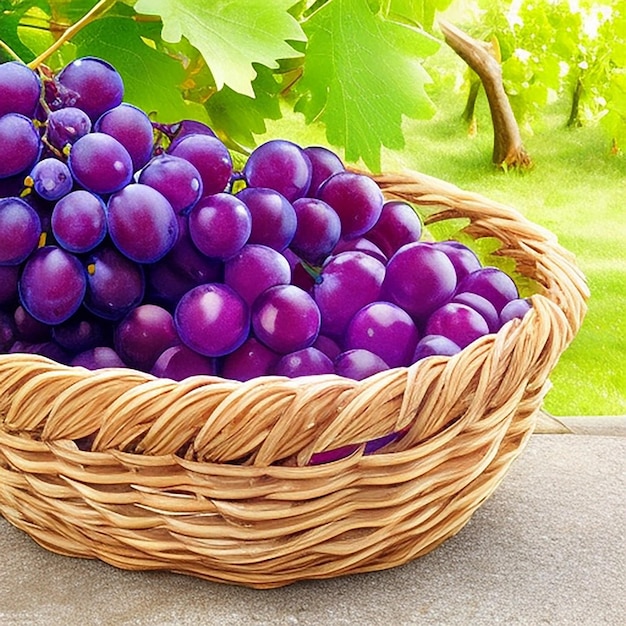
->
[0, 170, 588, 588]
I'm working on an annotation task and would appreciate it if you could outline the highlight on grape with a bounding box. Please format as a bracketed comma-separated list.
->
[0, 56, 533, 386]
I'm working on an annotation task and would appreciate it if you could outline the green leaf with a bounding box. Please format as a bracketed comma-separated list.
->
[133, 0, 306, 97]
[386, 0, 453, 31]
[0, 0, 50, 62]
[296, 0, 439, 171]
[204, 65, 282, 149]
[71, 15, 208, 123]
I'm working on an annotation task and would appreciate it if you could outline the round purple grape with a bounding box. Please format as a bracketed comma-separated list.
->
[236, 187, 297, 251]
[334, 349, 389, 380]
[224, 244, 291, 306]
[188, 193, 251, 260]
[57, 57, 124, 120]
[252, 284, 321, 354]
[383, 242, 457, 320]
[0, 61, 41, 118]
[52, 190, 107, 253]
[290, 197, 341, 264]
[273, 347, 333, 377]
[28, 158, 73, 201]
[152, 345, 217, 381]
[302, 145, 344, 196]
[107, 183, 179, 263]
[0, 197, 41, 265]
[244, 139, 312, 202]
[221, 337, 279, 382]
[175, 283, 250, 357]
[0, 113, 42, 179]
[425, 302, 490, 349]
[345, 301, 419, 368]
[318, 171, 384, 239]
[412, 334, 462, 362]
[68, 132, 133, 195]
[366, 200, 422, 258]
[19, 246, 86, 325]
[455, 267, 520, 313]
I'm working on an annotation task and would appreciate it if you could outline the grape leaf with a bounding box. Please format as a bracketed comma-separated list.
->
[296, 0, 439, 171]
[0, 0, 51, 62]
[133, 0, 306, 97]
[387, 0, 454, 31]
[71, 16, 208, 123]
[204, 65, 282, 149]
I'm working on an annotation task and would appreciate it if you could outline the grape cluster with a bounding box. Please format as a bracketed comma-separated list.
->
[0, 57, 532, 385]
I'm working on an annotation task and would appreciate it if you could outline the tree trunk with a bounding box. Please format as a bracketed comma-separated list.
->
[567, 76, 584, 128]
[439, 20, 532, 170]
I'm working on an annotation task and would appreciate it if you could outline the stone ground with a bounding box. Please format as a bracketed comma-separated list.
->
[1, 420, 624, 625]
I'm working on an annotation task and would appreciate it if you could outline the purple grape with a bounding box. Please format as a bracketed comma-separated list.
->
[10, 340, 70, 364]
[51, 190, 107, 253]
[412, 334, 462, 362]
[345, 301, 419, 368]
[0, 265, 19, 305]
[27, 158, 73, 201]
[0, 197, 41, 265]
[435, 240, 482, 282]
[138, 154, 203, 214]
[84, 246, 145, 320]
[452, 292, 500, 333]
[94, 103, 154, 171]
[165, 120, 216, 151]
[366, 200, 422, 258]
[317, 171, 384, 239]
[221, 337, 279, 382]
[13, 304, 50, 342]
[313, 251, 385, 338]
[19, 246, 86, 325]
[252, 284, 321, 354]
[175, 283, 250, 357]
[114, 304, 179, 372]
[273, 347, 333, 377]
[302, 145, 344, 196]
[57, 57, 124, 120]
[290, 197, 341, 264]
[169, 134, 232, 196]
[244, 139, 312, 202]
[334, 349, 389, 380]
[162, 218, 223, 285]
[236, 187, 297, 251]
[455, 267, 520, 313]
[107, 184, 179, 263]
[0, 310, 16, 351]
[425, 303, 490, 349]
[145, 259, 197, 310]
[152, 345, 217, 380]
[313, 335, 342, 360]
[224, 244, 291, 306]
[46, 106, 92, 150]
[68, 132, 133, 195]
[332, 237, 387, 264]
[188, 192, 251, 260]
[499, 298, 532, 325]
[0, 61, 41, 118]
[309, 445, 360, 465]
[383, 242, 457, 320]
[71, 346, 126, 369]
[0, 113, 42, 178]
[52, 312, 107, 353]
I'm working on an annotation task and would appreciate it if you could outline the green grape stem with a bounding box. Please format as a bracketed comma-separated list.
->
[27, 0, 118, 70]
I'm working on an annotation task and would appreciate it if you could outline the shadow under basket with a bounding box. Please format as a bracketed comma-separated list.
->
[0, 170, 589, 588]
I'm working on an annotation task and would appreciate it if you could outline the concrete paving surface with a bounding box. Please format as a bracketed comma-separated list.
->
[1, 431, 624, 626]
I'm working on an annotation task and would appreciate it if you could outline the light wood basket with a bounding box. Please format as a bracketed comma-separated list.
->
[0, 170, 588, 588]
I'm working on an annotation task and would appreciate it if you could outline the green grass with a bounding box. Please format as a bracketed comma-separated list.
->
[258, 66, 626, 417]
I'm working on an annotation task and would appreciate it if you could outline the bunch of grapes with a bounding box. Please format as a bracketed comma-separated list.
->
[0, 56, 532, 390]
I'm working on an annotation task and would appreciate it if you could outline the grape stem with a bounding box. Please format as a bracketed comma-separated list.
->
[27, 0, 117, 70]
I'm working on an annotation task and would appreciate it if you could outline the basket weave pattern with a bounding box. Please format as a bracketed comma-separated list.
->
[0, 171, 588, 588]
